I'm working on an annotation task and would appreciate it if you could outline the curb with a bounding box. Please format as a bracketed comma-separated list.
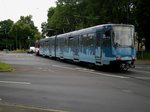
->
[0, 102, 67, 112]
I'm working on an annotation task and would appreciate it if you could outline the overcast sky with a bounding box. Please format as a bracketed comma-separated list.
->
[0, 0, 57, 31]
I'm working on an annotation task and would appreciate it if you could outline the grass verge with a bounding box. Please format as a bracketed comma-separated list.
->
[0, 62, 13, 72]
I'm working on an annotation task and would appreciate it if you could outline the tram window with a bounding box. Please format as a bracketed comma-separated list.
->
[82, 34, 87, 47]
[104, 30, 111, 37]
[58, 39, 60, 47]
[60, 38, 64, 47]
[56, 38, 58, 46]
[68, 37, 73, 47]
[88, 33, 94, 47]
[60, 38, 62, 47]
[49, 39, 51, 46]
[78, 35, 83, 49]
[64, 38, 68, 47]
[103, 30, 111, 46]
[96, 32, 101, 46]
[51, 39, 54, 47]
[45, 41, 48, 48]
[56, 38, 58, 50]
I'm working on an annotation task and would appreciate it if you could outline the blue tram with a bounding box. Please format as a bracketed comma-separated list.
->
[37, 24, 136, 70]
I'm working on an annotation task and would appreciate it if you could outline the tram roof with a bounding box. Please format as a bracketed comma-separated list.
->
[40, 24, 134, 40]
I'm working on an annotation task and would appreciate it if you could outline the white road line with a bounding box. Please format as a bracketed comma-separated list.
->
[53, 65, 129, 79]
[77, 69, 129, 79]
[52, 65, 74, 70]
[75, 67, 82, 69]
[0, 81, 31, 85]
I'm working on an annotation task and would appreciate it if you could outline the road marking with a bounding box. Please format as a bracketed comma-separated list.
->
[77, 69, 129, 79]
[0, 81, 31, 85]
[53, 65, 129, 79]
[52, 65, 74, 70]
[0, 98, 2, 101]
[75, 67, 83, 70]
[97, 72, 129, 79]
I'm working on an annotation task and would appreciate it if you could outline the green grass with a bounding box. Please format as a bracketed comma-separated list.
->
[0, 62, 13, 72]
[137, 51, 150, 60]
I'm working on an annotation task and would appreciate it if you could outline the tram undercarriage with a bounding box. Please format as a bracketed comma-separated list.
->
[110, 60, 135, 71]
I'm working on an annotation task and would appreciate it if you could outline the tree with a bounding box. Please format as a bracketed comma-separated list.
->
[47, 0, 138, 33]
[45, 0, 150, 51]
[9, 15, 41, 49]
[0, 19, 14, 50]
[136, 0, 150, 51]
[47, 0, 83, 34]
[41, 22, 48, 37]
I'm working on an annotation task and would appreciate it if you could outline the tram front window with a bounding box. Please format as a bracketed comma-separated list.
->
[112, 25, 134, 47]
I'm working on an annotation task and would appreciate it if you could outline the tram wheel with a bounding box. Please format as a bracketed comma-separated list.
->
[120, 63, 129, 71]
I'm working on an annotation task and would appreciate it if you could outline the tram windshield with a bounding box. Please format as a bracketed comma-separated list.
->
[112, 25, 134, 47]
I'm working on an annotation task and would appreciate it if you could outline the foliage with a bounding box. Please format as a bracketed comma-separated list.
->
[41, 22, 48, 38]
[9, 15, 41, 50]
[46, 0, 137, 33]
[136, 0, 150, 51]
[47, 1, 82, 35]
[0, 15, 41, 50]
[137, 51, 150, 60]
[0, 19, 14, 50]
[44, 0, 150, 51]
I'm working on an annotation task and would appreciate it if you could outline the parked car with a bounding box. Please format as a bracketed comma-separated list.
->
[27, 47, 35, 53]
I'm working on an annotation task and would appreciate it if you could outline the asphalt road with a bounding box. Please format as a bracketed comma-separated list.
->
[0, 52, 150, 112]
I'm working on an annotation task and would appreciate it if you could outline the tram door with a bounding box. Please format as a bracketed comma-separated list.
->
[95, 31, 102, 64]
[73, 36, 79, 61]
